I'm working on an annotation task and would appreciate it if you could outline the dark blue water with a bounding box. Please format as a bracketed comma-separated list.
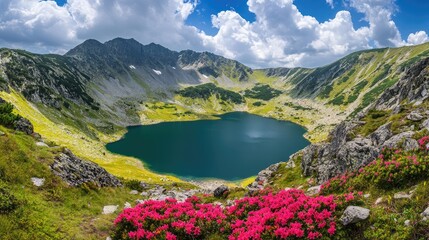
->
[106, 112, 309, 180]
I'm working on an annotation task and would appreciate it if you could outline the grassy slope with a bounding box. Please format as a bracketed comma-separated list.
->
[0, 90, 181, 184]
[0, 126, 145, 240]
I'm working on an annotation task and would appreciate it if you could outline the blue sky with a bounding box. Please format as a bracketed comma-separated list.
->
[0, 0, 428, 68]
[185, 0, 429, 40]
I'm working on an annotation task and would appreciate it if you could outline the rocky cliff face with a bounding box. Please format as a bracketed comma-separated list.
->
[50, 148, 122, 187]
[299, 57, 429, 184]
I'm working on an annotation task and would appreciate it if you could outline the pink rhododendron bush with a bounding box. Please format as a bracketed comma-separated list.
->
[113, 189, 339, 239]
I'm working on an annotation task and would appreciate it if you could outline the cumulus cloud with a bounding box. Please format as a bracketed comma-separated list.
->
[349, 0, 403, 47]
[199, 0, 371, 67]
[0, 0, 203, 53]
[407, 31, 429, 45]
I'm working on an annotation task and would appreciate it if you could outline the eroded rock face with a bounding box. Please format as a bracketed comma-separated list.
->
[13, 117, 33, 135]
[50, 149, 122, 187]
[375, 57, 429, 110]
[300, 121, 421, 184]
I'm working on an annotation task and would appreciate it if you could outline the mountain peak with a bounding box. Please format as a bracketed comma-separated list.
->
[65, 39, 106, 57]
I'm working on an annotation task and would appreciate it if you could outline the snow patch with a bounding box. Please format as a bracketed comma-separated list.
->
[152, 69, 162, 75]
[129, 65, 136, 69]
[202, 74, 209, 79]
[172, 67, 176, 69]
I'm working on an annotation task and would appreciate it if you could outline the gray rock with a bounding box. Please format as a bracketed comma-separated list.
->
[402, 138, 420, 151]
[382, 131, 415, 149]
[140, 192, 149, 197]
[0, 131, 5, 136]
[31, 177, 45, 187]
[407, 111, 424, 121]
[140, 182, 149, 189]
[106, 237, 112, 240]
[50, 149, 122, 187]
[404, 220, 411, 226]
[247, 163, 280, 190]
[370, 123, 392, 146]
[420, 207, 429, 217]
[14, 117, 34, 135]
[214, 185, 229, 198]
[306, 185, 321, 196]
[375, 197, 383, 205]
[340, 206, 370, 225]
[102, 205, 118, 214]
[422, 119, 429, 131]
[36, 142, 49, 147]
[129, 190, 139, 195]
[285, 159, 295, 169]
[124, 202, 131, 209]
[394, 192, 412, 199]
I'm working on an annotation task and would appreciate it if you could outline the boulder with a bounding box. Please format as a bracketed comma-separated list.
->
[140, 182, 149, 190]
[102, 205, 118, 214]
[420, 207, 429, 217]
[247, 163, 280, 191]
[50, 149, 122, 187]
[370, 123, 392, 146]
[129, 190, 139, 195]
[404, 220, 411, 226]
[403, 138, 420, 151]
[14, 117, 33, 135]
[382, 131, 415, 149]
[36, 142, 49, 147]
[214, 185, 229, 198]
[340, 206, 370, 225]
[31, 177, 45, 187]
[407, 111, 424, 121]
[124, 202, 131, 209]
[394, 192, 412, 199]
[422, 119, 429, 131]
[306, 185, 321, 196]
[375, 197, 384, 205]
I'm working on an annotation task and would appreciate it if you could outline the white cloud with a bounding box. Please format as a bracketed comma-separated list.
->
[406, 31, 429, 45]
[199, 0, 370, 67]
[0, 0, 426, 68]
[0, 0, 203, 53]
[349, 0, 403, 47]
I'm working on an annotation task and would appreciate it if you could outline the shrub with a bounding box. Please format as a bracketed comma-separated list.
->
[113, 189, 339, 240]
[0, 181, 19, 213]
[0, 102, 20, 128]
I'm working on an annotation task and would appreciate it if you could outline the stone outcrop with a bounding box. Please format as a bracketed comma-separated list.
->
[300, 119, 423, 184]
[13, 117, 34, 135]
[340, 206, 370, 225]
[247, 163, 280, 192]
[214, 185, 229, 198]
[50, 149, 122, 187]
[374, 57, 429, 110]
[300, 122, 381, 183]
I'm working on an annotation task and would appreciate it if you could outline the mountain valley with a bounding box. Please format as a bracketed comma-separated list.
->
[1, 38, 429, 239]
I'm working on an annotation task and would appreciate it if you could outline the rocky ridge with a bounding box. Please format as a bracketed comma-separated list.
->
[50, 148, 122, 187]
[297, 57, 429, 184]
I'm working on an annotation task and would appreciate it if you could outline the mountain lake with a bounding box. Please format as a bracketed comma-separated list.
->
[106, 112, 310, 180]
